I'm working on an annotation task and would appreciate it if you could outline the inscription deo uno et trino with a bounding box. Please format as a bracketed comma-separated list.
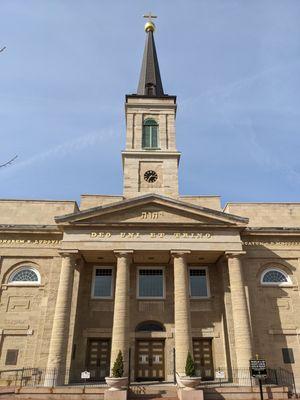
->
[90, 232, 213, 239]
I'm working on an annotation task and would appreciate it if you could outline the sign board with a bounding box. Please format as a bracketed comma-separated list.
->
[250, 360, 267, 378]
[215, 370, 225, 379]
[81, 371, 91, 379]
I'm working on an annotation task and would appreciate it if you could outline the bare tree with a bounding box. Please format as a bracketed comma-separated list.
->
[0, 155, 18, 168]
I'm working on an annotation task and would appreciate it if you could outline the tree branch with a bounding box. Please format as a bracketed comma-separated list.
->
[0, 155, 18, 168]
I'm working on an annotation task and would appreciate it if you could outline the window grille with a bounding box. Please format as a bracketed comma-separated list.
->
[138, 268, 164, 298]
[261, 269, 289, 284]
[189, 268, 208, 297]
[136, 321, 165, 332]
[142, 119, 158, 149]
[9, 267, 40, 284]
[93, 268, 113, 298]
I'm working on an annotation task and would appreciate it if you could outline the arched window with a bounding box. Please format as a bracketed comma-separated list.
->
[136, 321, 165, 332]
[8, 267, 41, 285]
[261, 268, 291, 286]
[142, 119, 158, 149]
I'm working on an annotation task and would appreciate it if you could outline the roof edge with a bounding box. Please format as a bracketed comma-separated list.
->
[55, 193, 248, 225]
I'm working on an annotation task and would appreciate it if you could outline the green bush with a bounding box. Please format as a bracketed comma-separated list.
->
[112, 350, 124, 378]
[185, 352, 196, 377]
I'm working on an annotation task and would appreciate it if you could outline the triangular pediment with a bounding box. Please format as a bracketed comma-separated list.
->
[55, 194, 248, 228]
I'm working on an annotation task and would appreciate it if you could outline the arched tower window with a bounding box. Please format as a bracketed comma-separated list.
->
[261, 268, 291, 286]
[142, 119, 158, 149]
[8, 266, 41, 285]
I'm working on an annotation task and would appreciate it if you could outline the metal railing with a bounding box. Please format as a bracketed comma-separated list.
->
[0, 366, 296, 395]
[0, 368, 108, 388]
[196, 367, 296, 394]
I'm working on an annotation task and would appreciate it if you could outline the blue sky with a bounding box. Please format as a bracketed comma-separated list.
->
[0, 0, 300, 206]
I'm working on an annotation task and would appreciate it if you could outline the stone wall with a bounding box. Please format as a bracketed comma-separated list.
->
[0, 255, 61, 369]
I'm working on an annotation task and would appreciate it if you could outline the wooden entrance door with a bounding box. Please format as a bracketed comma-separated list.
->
[136, 339, 165, 381]
[193, 338, 214, 380]
[86, 339, 111, 381]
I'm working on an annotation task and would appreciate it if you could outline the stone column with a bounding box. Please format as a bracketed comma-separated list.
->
[110, 251, 132, 376]
[45, 252, 77, 386]
[227, 253, 252, 369]
[172, 250, 192, 374]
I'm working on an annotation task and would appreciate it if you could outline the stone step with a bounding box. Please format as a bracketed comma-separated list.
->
[0, 386, 106, 400]
[129, 398, 178, 400]
[129, 385, 177, 398]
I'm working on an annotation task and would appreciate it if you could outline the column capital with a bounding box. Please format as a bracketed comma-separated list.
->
[170, 250, 191, 259]
[113, 250, 134, 259]
[225, 251, 246, 260]
[58, 250, 80, 260]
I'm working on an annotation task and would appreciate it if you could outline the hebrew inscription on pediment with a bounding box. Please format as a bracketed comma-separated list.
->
[80, 205, 229, 226]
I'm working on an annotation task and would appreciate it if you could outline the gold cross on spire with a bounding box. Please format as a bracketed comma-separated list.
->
[143, 12, 157, 32]
[143, 12, 157, 22]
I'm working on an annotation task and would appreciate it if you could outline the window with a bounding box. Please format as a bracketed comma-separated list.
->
[92, 267, 113, 298]
[189, 267, 209, 298]
[282, 348, 295, 364]
[5, 349, 18, 366]
[142, 119, 158, 149]
[261, 268, 291, 286]
[138, 268, 164, 298]
[8, 267, 40, 285]
[136, 321, 165, 332]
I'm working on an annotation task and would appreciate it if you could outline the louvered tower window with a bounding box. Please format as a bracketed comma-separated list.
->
[142, 119, 158, 149]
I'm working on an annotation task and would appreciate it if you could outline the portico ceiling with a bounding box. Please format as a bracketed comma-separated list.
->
[80, 250, 223, 264]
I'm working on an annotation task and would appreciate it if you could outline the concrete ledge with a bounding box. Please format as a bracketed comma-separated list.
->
[177, 388, 203, 400]
[104, 389, 127, 400]
[0, 385, 289, 400]
[203, 385, 289, 400]
[0, 387, 106, 400]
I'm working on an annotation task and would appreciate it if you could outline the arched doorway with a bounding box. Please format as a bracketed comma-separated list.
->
[135, 321, 165, 381]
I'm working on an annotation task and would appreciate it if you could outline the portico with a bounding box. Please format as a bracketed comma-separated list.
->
[41, 193, 252, 383]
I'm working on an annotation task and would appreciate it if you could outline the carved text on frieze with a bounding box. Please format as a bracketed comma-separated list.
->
[0, 239, 61, 246]
[90, 231, 213, 240]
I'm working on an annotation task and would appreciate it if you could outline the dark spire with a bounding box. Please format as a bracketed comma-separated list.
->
[137, 23, 164, 97]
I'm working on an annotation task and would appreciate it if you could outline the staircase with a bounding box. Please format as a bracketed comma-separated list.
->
[129, 383, 178, 400]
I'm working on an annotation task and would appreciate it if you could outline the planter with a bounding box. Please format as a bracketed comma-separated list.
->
[105, 377, 128, 391]
[179, 376, 201, 389]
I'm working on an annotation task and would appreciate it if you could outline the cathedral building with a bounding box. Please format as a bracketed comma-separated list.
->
[0, 19, 300, 391]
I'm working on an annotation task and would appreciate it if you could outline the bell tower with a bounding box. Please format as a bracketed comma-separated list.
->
[122, 16, 180, 198]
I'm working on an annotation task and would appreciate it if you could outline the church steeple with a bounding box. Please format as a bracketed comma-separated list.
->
[137, 17, 164, 97]
[122, 17, 180, 198]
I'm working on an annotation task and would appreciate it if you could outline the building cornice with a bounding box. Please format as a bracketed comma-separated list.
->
[0, 225, 60, 234]
[243, 227, 300, 236]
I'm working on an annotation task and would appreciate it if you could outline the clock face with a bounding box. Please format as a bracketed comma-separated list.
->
[144, 170, 158, 183]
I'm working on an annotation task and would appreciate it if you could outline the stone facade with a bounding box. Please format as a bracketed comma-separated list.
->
[1, 200, 300, 387]
[1, 23, 300, 393]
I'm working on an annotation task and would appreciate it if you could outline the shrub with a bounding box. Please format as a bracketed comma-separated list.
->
[185, 352, 196, 377]
[112, 350, 124, 378]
